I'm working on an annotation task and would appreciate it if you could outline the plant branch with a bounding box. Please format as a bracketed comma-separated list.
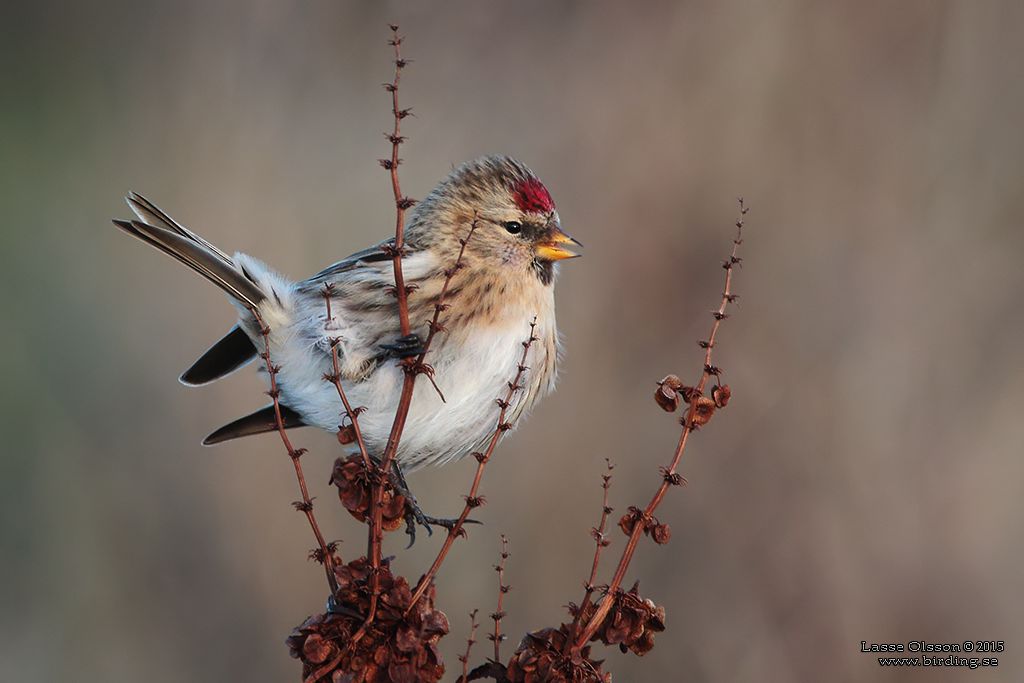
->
[569, 460, 615, 640]
[406, 318, 539, 612]
[489, 535, 511, 663]
[457, 610, 480, 683]
[355, 25, 416, 642]
[321, 285, 373, 470]
[353, 26, 482, 647]
[573, 198, 748, 649]
[255, 313, 338, 595]
[383, 24, 413, 338]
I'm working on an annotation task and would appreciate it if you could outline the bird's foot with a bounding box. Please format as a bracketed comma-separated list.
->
[390, 461, 481, 548]
[403, 502, 481, 548]
[325, 594, 364, 620]
[381, 333, 426, 359]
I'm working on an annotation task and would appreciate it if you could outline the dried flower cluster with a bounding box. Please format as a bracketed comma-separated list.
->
[617, 506, 672, 545]
[288, 558, 449, 682]
[655, 374, 732, 428]
[331, 454, 407, 531]
[504, 627, 610, 683]
[570, 585, 666, 656]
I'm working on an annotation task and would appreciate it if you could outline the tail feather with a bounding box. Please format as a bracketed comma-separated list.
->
[180, 325, 257, 386]
[202, 404, 307, 446]
[126, 192, 233, 263]
[114, 192, 273, 386]
[112, 214, 264, 310]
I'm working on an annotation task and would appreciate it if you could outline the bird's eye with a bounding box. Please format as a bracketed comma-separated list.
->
[503, 221, 523, 235]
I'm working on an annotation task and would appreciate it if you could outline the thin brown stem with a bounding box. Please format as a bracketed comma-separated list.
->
[304, 650, 345, 683]
[457, 609, 480, 683]
[406, 318, 539, 612]
[353, 27, 484, 648]
[357, 25, 415, 642]
[385, 24, 413, 338]
[574, 198, 748, 649]
[569, 460, 615, 641]
[321, 285, 372, 470]
[255, 313, 338, 595]
[489, 535, 510, 663]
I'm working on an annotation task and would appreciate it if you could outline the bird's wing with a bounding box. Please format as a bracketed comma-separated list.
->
[300, 238, 396, 289]
[285, 238, 410, 382]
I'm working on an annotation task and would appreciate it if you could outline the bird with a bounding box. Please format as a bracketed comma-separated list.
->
[113, 155, 580, 537]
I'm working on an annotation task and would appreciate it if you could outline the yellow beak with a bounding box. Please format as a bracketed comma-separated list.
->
[535, 228, 582, 261]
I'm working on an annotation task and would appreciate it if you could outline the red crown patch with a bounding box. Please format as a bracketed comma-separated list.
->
[512, 177, 555, 214]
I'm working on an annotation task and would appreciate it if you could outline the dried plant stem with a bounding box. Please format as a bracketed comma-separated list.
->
[255, 313, 338, 595]
[385, 24, 413, 338]
[573, 199, 747, 649]
[321, 286, 372, 470]
[349, 213, 478, 644]
[457, 610, 480, 683]
[353, 27, 485, 648]
[569, 460, 615, 638]
[406, 319, 539, 612]
[416, 216, 479, 402]
[356, 25, 415, 641]
[490, 536, 510, 662]
[305, 652, 345, 683]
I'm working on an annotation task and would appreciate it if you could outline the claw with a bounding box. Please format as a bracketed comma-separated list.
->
[404, 506, 434, 549]
[326, 594, 364, 619]
[404, 506, 480, 547]
[381, 333, 426, 359]
[391, 460, 481, 548]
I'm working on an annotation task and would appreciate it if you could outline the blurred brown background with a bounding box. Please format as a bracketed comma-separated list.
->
[2, 1, 1023, 681]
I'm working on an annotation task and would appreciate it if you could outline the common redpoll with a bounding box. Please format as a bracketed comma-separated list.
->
[113, 156, 579, 531]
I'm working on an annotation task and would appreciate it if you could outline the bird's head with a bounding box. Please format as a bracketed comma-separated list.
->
[408, 156, 580, 285]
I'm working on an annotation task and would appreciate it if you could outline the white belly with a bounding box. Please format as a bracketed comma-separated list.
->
[276, 316, 553, 471]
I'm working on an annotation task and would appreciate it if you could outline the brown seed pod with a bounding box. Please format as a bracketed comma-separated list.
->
[337, 424, 356, 445]
[287, 558, 448, 683]
[590, 585, 667, 656]
[505, 625, 611, 682]
[679, 385, 701, 403]
[654, 375, 683, 412]
[712, 384, 732, 408]
[618, 506, 645, 535]
[690, 396, 717, 427]
[331, 455, 406, 530]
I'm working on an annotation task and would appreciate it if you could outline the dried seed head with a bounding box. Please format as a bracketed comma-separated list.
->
[618, 506, 646, 535]
[330, 455, 406, 531]
[691, 396, 717, 427]
[651, 523, 672, 545]
[654, 375, 684, 412]
[712, 384, 732, 408]
[505, 625, 611, 683]
[287, 558, 448, 683]
[679, 385, 702, 403]
[337, 425, 356, 445]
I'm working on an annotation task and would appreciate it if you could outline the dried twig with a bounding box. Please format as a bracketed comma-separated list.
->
[569, 460, 615, 638]
[321, 284, 372, 470]
[255, 313, 338, 595]
[406, 318, 540, 612]
[382, 23, 415, 338]
[356, 24, 417, 642]
[457, 609, 480, 683]
[352, 25, 482, 649]
[414, 215, 479, 402]
[489, 536, 511, 663]
[572, 199, 748, 649]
